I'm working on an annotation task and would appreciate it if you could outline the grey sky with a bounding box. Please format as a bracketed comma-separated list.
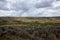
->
[0, 0, 60, 17]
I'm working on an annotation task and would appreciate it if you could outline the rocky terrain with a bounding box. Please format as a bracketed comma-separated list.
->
[0, 26, 60, 40]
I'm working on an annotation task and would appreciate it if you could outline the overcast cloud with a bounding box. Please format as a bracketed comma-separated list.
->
[0, 0, 60, 17]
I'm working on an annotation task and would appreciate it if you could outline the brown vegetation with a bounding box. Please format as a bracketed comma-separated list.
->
[0, 26, 60, 40]
[0, 17, 60, 23]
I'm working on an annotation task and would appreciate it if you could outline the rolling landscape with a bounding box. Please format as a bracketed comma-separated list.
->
[0, 17, 60, 40]
[0, 0, 60, 40]
[0, 17, 60, 26]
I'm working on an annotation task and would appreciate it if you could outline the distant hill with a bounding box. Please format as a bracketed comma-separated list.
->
[0, 17, 60, 23]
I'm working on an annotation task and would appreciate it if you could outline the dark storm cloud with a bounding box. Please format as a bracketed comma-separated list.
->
[0, 0, 6, 2]
[35, 0, 53, 8]
[0, 0, 8, 10]
[56, 0, 60, 1]
[35, 2, 51, 8]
